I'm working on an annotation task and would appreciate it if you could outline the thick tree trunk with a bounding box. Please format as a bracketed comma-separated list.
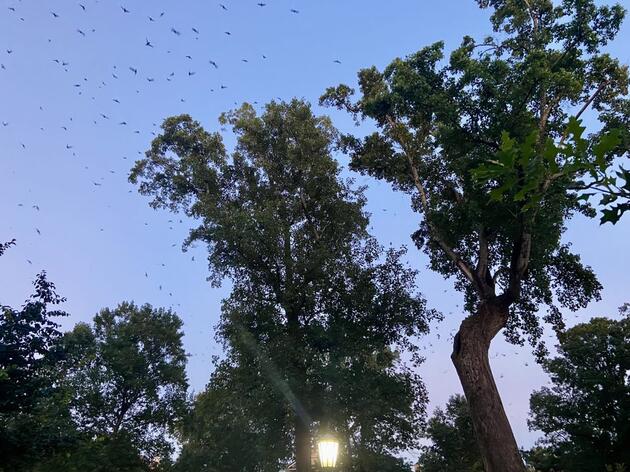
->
[295, 417, 311, 472]
[451, 301, 526, 472]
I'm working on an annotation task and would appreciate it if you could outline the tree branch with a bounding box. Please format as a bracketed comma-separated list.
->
[384, 115, 489, 297]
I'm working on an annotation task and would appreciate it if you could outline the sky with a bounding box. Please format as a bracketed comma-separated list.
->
[2, 0, 629, 452]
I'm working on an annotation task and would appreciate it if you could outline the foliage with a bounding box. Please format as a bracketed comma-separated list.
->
[417, 395, 484, 472]
[319, 0, 628, 357]
[0, 239, 16, 256]
[0, 269, 75, 472]
[131, 99, 435, 470]
[175, 360, 292, 472]
[528, 311, 630, 471]
[33, 435, 151, 472]
[63, 302, 189, 462]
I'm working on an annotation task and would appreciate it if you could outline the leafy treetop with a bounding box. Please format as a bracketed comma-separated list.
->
[320, 0, 629, 352]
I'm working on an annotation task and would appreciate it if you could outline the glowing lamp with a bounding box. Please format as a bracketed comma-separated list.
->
[317, 436, 339, 469]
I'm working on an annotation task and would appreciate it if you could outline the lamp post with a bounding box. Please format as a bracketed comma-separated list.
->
[317, 435, 339, 469]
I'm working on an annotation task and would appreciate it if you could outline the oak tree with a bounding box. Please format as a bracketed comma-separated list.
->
[320, 1, 629, 470]
[131, 100, 433, 471]
[528, 310, 630, 471]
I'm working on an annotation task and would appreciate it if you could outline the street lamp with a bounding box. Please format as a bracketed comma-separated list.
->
[317, 435, 339, 469]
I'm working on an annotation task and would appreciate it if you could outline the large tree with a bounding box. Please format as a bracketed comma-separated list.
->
[320, 1, 629, 470]
[417, 395, 484, 472]
[527, 309, 630, 471]
[0, 243, 77, 471]
[62, 302, 188, 465]
[130, 99, 433, 471]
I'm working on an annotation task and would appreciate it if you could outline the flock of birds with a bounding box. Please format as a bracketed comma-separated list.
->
[1, 0, 350, 380]
[2, 1, 552, 407]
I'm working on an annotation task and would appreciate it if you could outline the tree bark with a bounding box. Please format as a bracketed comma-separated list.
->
[295, 416, 312, 472]
[451, 300, 526, 472]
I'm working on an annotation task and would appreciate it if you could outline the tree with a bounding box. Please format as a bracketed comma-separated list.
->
[130, 99, 434, 471]
[63, 302, 188, 465]
[175, 359, 292, 472]
[527, 309, 630, 471]
[320, 1, 628, 470]
[0, 248, 76, 471]
[417, 395, 484, 472]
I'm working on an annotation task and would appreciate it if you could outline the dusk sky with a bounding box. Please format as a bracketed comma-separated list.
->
[2, 0, 629, 450]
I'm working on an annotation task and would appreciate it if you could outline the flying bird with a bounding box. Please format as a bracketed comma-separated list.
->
[79, 4, 86, 11]
[219, 4, 228, 10]
[290, 9, 299, 13]
[145, 38, 154, 47]
[171, 27, 181, 35]
[129, 66, 138, 74]
[209, 60, 218, 68]
[121, 6, 130, 13]
[192, 27, 199, 34]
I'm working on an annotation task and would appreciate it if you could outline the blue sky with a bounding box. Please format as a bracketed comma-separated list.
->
[2, 0, 629, 450]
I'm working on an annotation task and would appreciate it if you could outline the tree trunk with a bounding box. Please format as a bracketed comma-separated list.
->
[451, 300, 526, 472]
[295, 417, 311, 472]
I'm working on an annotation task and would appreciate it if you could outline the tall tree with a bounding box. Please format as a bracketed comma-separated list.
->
[175, 357, 293, 472]
[63, 302, 188, 465]
[528, 309, 630, 471]
[320, 1, 628, 470]
[0, 243, 76, 471]
[417, 395, 484, 472]
[130, 100, 433, 471]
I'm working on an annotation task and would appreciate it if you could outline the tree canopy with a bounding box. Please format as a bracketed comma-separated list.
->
[320, 2, 628, 469]
[320, 0, 628, 350]
[528, 309, 630, 471]
[63, 302, 188, 463]
[417, 395, 484, 472]
[0, 240, 75, 472]
[131, 99, 436, 471]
